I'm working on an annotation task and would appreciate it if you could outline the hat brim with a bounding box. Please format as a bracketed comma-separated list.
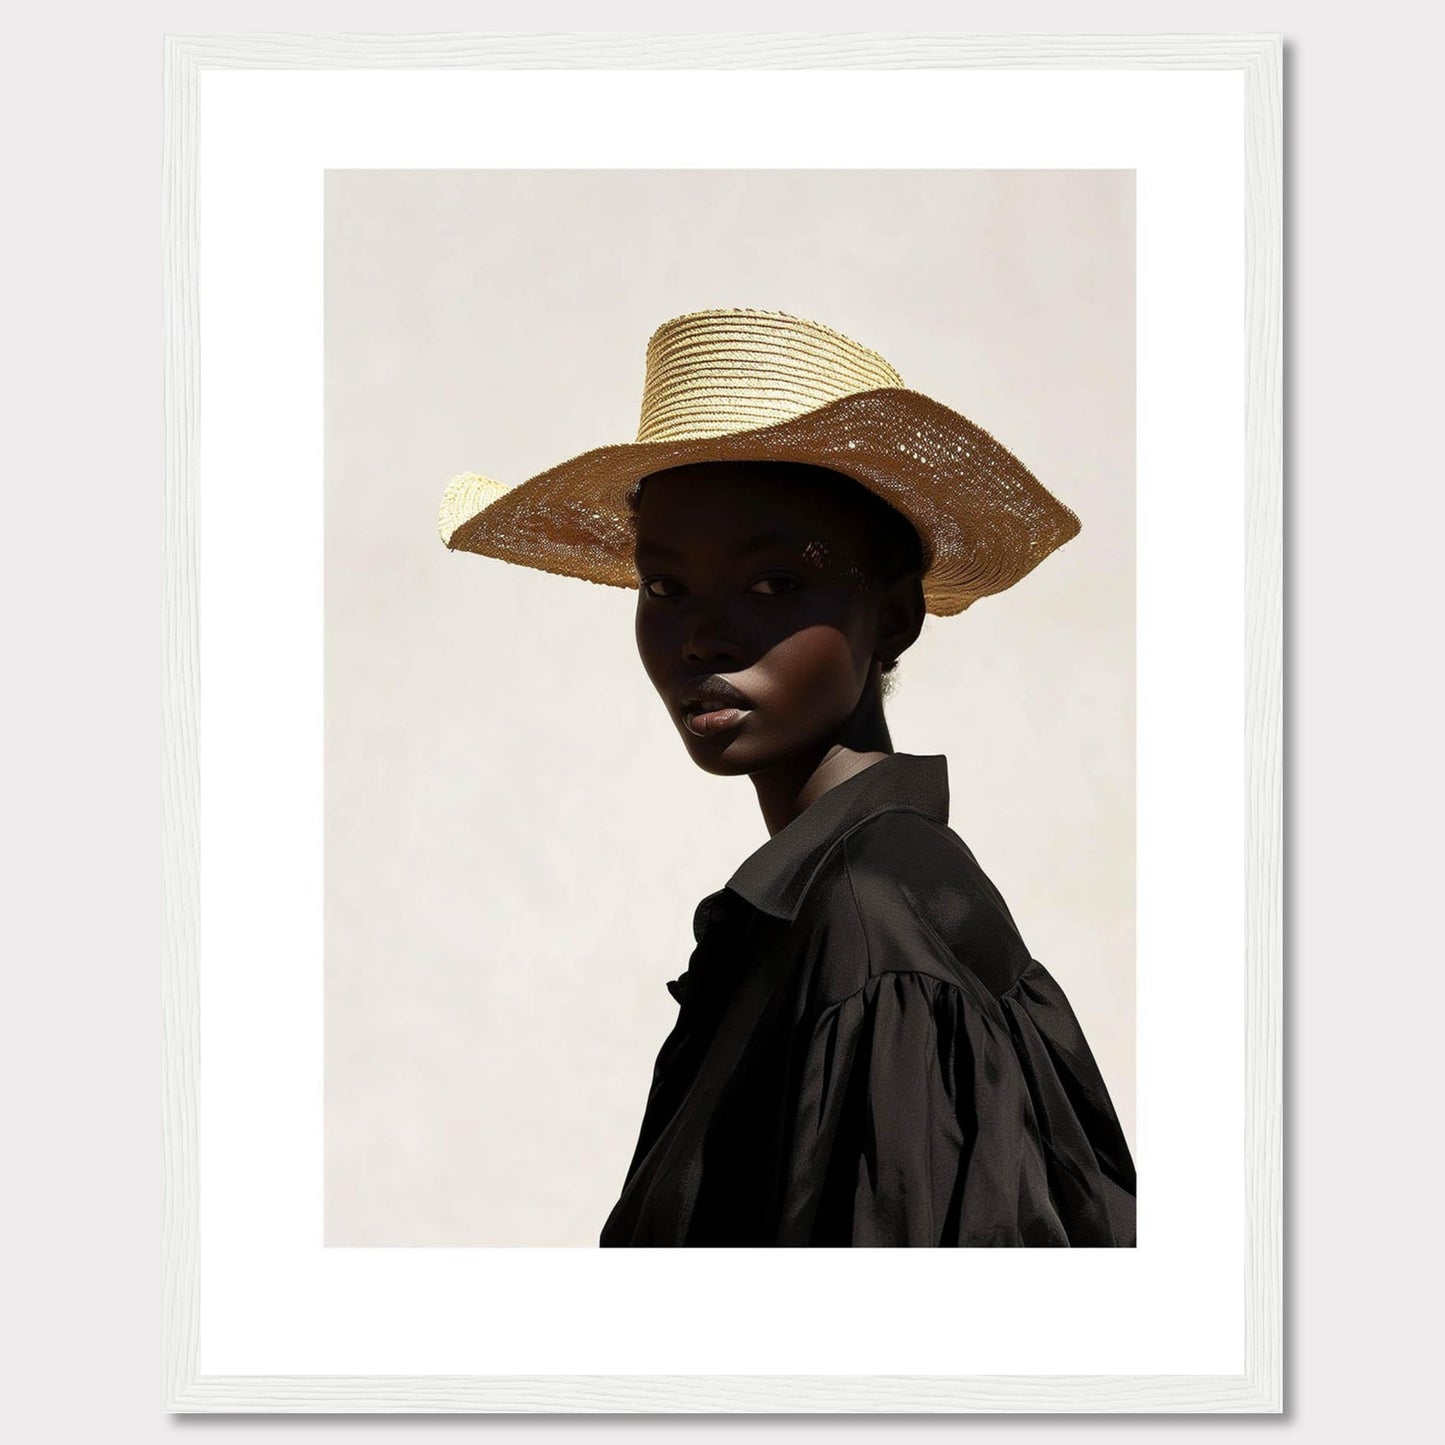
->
[440, 387, 1080, 617]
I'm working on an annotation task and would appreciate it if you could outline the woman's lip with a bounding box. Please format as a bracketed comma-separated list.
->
[684, 706, 751, 738]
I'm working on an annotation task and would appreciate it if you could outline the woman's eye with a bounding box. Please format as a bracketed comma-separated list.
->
[751, 574, 801, 596]
[640, 574, 800, 598]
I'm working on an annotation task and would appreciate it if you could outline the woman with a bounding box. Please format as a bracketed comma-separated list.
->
[439, 307, 1136, 1246]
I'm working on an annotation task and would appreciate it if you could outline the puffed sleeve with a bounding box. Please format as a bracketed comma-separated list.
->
[772, 931, 1135, 1247]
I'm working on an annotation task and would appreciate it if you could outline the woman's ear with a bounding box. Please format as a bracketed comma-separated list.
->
[875, 573, 926, 672]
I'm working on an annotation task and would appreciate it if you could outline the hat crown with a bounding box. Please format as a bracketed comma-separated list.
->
[635, 308, 905, 445]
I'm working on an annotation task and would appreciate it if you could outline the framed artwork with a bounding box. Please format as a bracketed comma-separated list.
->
[162, 31, 1282, 1412]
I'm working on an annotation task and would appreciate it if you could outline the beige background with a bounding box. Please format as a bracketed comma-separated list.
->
[324, 168, 1135, 1246]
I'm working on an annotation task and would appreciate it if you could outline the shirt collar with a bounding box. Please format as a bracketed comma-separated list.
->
[723, 752, 950, 923]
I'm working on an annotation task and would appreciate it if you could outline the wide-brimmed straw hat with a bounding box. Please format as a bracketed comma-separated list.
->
[437, 307, 1080, 616]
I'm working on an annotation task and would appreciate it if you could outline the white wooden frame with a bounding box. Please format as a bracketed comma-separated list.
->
[162, 31, 1282, 1412]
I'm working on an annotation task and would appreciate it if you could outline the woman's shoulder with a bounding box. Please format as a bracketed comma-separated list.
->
[789, 808, 1033, 1008]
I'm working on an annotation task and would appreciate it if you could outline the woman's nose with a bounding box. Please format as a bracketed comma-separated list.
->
[681, 601, 742, 665]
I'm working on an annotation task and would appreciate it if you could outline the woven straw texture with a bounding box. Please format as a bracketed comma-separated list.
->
[438, 308, 1080, 617]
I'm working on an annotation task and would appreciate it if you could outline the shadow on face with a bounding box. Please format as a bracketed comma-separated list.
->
[629, 460, 925, 775]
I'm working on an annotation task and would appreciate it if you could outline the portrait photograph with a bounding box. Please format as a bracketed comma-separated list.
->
[323, 167, 1138, 1250]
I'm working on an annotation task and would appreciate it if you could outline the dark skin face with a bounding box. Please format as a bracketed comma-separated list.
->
[632, 461, 926, 837]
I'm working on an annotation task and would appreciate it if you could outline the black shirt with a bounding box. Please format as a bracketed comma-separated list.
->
[599, 752, 1136, 1247]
